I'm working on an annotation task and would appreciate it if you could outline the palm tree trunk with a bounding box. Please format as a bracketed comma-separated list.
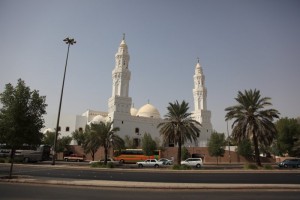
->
[177, 136, 182, 165]
[252, 133, 262, 167]
[104, 146, 108, 165]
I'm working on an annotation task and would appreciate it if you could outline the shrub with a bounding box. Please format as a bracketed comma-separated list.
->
[263, 164, 273, 170]
[106, 162, 114, 168]
[244, 163, 258, 170]
[90, 162, 114, 168]
[172, 164, 192, 170]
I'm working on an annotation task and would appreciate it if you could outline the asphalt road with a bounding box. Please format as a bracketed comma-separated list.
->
[1, 163, 300, 184]
[1, 182, 300, 200]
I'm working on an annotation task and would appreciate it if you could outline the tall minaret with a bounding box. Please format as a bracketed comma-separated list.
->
[193, 58, 207, 111]
[192, 58, 212, 147]
[108, 34, 132, 117]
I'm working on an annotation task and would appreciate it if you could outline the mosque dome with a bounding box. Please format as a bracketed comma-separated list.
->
[91, 115, 106, 124]
[130, 107, 138, 116]
[137, 103, 161, 118]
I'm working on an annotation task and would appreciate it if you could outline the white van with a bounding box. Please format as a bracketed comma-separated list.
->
[181, 158, 203, 168]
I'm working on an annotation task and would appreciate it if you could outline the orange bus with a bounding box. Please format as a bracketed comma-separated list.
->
[113, 149, 161, 164]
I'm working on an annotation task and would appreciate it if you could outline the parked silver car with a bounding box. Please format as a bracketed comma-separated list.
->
[181, 158, 203, 168]
[158, 158, 173, 165]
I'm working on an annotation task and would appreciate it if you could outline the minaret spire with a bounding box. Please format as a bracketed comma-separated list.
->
[191, 59, 213, 147]
[108, 34, 132, 115]
[193, 59, 206, 111]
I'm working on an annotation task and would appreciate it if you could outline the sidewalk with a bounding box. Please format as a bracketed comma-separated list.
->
[1, 175, 300, 190]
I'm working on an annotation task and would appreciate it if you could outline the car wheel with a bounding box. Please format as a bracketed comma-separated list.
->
[196, 164, 201, 168]
[297, 164, 300, 168]
[154, 164, 159, 168]
[284, 164, 288, 168]
[65, 158, 68, 162]
[138, 164, 143, 168]
[119, 159, 125, 164]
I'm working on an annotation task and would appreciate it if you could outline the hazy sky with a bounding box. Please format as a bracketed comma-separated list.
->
[1, 0, 299, 134]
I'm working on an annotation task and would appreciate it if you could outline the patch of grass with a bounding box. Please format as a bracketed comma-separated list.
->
[172, 164, 192, 170]
[244, 163, 258, 170]
[90, 162, 115, 168]
[0, 157, 24, 163]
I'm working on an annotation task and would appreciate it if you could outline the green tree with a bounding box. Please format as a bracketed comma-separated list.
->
[157, 100, 201, 165]
[43, 131, 55, 146]
[208, 132, 226, 164]
[292, 138, 300, 157]
[142, 133, 157, 157]
[225, 89, 280, 166]
[236, 138, 253, 159]
[57, 136, 72, 153]
[90, 121, 123, 164]
[124, 135, 134, 149]
[275, 117, 300, 156]
[72, 129, 86, 145]
[0, 79, 47, 178]
[43, 131, 71, 154]
[82, 125, 100, 161]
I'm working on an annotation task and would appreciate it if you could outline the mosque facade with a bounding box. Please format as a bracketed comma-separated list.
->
[45, 36, 213, 147]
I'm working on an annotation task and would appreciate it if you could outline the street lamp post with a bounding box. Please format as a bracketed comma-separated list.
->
[52, 37, 76, 165]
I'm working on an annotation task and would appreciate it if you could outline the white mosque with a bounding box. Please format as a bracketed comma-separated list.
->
[45, 35, 213, 147]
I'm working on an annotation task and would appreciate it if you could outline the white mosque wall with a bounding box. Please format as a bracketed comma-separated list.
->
[54, 115, 77, 138]
[110, 113, 163, 142]
[75, 115, 88, 131]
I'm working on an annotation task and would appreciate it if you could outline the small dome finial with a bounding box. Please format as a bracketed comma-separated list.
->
[123, 33, 125, 40]
[197, 57, 200, 63]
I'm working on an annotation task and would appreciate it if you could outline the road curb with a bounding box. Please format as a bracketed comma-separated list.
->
[1, 177, 300, 190]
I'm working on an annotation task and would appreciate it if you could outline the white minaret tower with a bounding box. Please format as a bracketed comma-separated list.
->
[192, 58, 213, 147]
[108, 34, 132, 117]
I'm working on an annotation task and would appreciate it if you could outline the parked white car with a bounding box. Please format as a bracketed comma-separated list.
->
[181, 158, 203, 168]
[136, 159, 164, 168]
[89, 158, 120, 165]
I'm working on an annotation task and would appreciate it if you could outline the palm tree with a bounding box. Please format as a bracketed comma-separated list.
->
[82, 125, 100, 161]
[157, 100, 201, 165]
[90, 121, 123, 164]
[225, 89, 280, 166]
